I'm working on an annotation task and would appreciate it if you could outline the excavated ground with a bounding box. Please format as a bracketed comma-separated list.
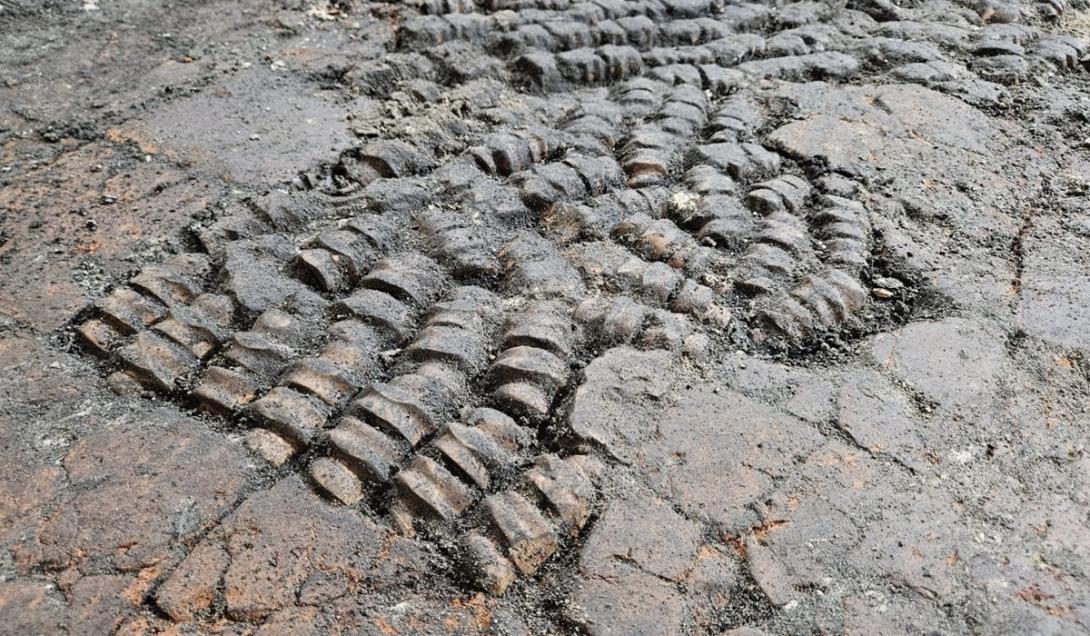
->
[3, 0, 1090, 633]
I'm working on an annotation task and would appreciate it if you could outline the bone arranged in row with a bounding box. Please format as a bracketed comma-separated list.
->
[731, 176, 814, 294]
[560, 87, 636, 156]
[462, 126, 625, 214]
[397, 13, 498, 52]
[512, 151, 625, 212]
[565, 123, 776, 252]
[662, 95, 768, 249]
[77, 253, 238, 393]
[404, 0, 478, 15]
[307, 287, 502, 502]
[515, 46, 646, 89]
[640, 62, 743, 94]
[467, 128, 565, 177]
[193, 298, 322, 414]
[614, 77, 670, 118]
[193, 255, 445, 435]
[612, 212, 731, 282]
[401, 0, 770, 52]
[383, 317, 580, 525]
[542, 167, 800, 296]
[418, 208, 501, 278]
[543, 185, 733, 287]
[732, 209, 813, 296]
[381, 409, 536, 531]
[337, 140, 437, 188]
[511, 32, 765, 89]
[333, 76, 531, 166]
[620, 82, 709, 187]
[575, 294, 694, 350]
[342, 78, 693, 194]
[515, 42, 859, 91]
[669, 167, 753, 250]
[733, 187, 861, 297]
[706, 93, 765, 144]
[565, 241, 722, 324]
[238, 319, 396, 467]
[481, 0, 735, 22]
[693, 138, 781, 183]
[464, 80, 642, 179]
[195, 186, 389, 260]
[970, 23, 1086, 82]
[488, 300, 575, 418]
[643, 34, 773, 69]
[754, 268, 867, 342]
[245, 274, 480, 469]
[512, 32, 830, 88]
[382, 407, 532, 523]
[812, 195, 870, 274]
[309, 300, 575, 509]
[469, 78, 651, 174]
[399, 8, 852, 85]
[544, 185, 672, 244]
[659, 162, 790, 276]
[552, 77, 679, 161]
[296, 214, 399, 292]
[492, 16, 744, 55]
[351, 76, 710, 200]
[398, 0, 725, 48]
[498, 233, 588, 301]
[463, 453, 602, 595]
[78, 253, 214, 355]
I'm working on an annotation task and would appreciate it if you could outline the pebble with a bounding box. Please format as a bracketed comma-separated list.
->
[872, 287, 895, 299]
[872, 276, 904, 290]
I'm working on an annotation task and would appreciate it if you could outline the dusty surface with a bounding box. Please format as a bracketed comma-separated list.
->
[3, 0, 1090, 633]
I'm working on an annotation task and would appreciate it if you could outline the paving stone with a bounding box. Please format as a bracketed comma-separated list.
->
[747, 487, 862, 594]
[1017, 215, 1090, 351]
[155, 476, 429, 622]
[0, 580, 68, 635]
[839, 593, 962, 635]
[12, 413, 251, 574]
[569, 566, 687, 636]
[745, 537, 796, 608]
[836, 368, 928, 469]
[684, 545, 744, 633]
[254, 607, 324, 636]
[637, 387, 824, 531]
[65, 573, 149, 635]
[579, 492, 702, 581]
[763, 440, 967, 601]
[155, 541, 231, 622]
[568, 346, 677, 462]
[869, 317, 1006, 409]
